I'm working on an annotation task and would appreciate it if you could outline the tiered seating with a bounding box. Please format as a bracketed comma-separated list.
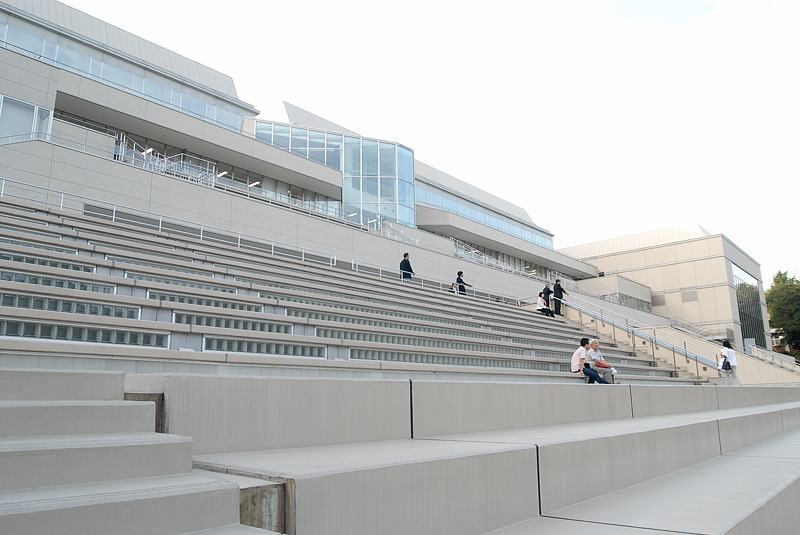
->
[0, 198, 687, 384]
[142, 373, 800, 534]
[0, 367, 272, 534]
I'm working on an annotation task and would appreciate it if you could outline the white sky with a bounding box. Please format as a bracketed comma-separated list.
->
[60, 0, 800, 285]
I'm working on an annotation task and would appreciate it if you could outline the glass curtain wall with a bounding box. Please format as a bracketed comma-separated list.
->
[732, 263, 767, 347]
[0, 22, 243, 131]
[255, 120, 415, 227]
[415, 182, 554, 250]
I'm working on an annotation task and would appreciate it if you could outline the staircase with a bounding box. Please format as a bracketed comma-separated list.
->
[0, 368, 273, 535]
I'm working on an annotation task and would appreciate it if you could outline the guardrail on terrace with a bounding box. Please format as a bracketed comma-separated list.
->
[750, 345, 800, 372]
[351, 259, 522, 306]
[0, 176, 337, 268]
[560, 295, 718, 378]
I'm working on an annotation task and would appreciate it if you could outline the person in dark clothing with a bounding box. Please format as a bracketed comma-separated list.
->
[456, 271, 472, 295]
[542, 284, 553, 307]
[399, 253, 414, 280]
[553, 279, 568, 316]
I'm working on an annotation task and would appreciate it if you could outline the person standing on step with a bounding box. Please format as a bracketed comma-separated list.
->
[542, 283, 553, 309]
[586, 339, 618, 384]
[553, 279, 568, 316]
[400, 252, 414, 281]
[456, 271, 472, 295]
[720, 340, 741, 386]
[571, 338, 609, 384]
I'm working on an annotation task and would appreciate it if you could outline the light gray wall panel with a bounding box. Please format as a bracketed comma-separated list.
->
[538, 420, 720, 514]
[412, 382, 633, 437]
[164, 376, 411, 454]
[294, 448, 538, 535]
[630, 385, 719, 417]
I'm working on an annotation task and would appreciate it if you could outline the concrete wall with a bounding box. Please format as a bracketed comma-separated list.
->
[157, 375, 411, 454]
[412, 382, 633, 437]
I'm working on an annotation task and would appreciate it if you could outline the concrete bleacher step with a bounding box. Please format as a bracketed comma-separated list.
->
[0, 432, 193, 491]
[0, 472, 245, 535]
[485, 429, 800, 535]
[195, 469, 286, 533]
[0, 400, 155, 437]
[0, 368, 124, 400]
[183, 526, 279, 535]
[194, 438, 540, 535]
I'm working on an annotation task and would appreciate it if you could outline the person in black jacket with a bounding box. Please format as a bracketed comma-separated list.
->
[456, 271, 472, 295]
[553, 279, 568, 315]
[542, 284, 553, 307]
[400, 253, 414, 281]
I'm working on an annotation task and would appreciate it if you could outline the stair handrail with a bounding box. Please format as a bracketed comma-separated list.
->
[351, 258, 521, 306]
[559, 295, 719, 370]
[750, 345, 800, 371]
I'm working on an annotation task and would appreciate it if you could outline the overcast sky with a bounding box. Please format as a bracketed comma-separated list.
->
[60, 0, 800, 285]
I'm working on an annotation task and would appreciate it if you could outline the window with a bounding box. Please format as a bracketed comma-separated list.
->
[0, 97, 35, 142]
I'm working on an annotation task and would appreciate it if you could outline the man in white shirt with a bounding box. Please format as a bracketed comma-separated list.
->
[571, 338, 609, 384]
[586, 339, 617, 384]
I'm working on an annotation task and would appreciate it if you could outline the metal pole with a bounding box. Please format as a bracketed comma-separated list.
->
[688, 341, 699, 378]
[651, 328, 656, 362]
[672, 346, 677, 374]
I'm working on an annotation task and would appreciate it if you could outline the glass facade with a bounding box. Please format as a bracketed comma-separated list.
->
[415, 182, 554, 250]
[0, 22, 244, 131]
[732, 263, 767, 347]
[255, 120, 415, 228]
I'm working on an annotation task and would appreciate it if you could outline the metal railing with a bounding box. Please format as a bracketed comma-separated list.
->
[560, 295, 718, 377]
[750, 345, 800, 371]
[351, 259, 522, 306]
[0, 176, 337, 268]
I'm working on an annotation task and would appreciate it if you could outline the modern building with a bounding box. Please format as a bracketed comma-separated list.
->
[0, 0, 775, 355]
[560, 227, 770, 351]
[0, 0, 596, 297]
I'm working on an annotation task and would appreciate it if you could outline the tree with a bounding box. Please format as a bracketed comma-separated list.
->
[766, 272, 800, 350]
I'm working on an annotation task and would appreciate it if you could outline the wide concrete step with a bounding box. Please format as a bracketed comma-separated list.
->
[0, 473, 242, 535]
[0, 400, 155, 437]
[534, 429, 800, 535]
[429, 401, 800, 516]
[195, 438, 540, 535]
[192, 401, 800, 535]
[184, 526, 279, 535]
[0, 368, 124, 400]
[0, 432, 192, 491]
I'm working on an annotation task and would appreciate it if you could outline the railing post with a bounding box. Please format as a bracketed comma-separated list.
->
[60, 194, 64, 210]
[651, 328, 657, 362]
[199, 226, 203, 241]
[1, 179, 4, 197]
[688, 341, 699, 378]
[672, 346, 677, 374]
[158, 217, 163, 232]
[112, 205, 117, 222]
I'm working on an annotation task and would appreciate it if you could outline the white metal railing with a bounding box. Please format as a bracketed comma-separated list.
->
[750, 345, 800, 371]
[560, 294, 800, 378]
[0, 176, 337, 268]
[350, 258, 521, 305]
[559, 296, 716, 377]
